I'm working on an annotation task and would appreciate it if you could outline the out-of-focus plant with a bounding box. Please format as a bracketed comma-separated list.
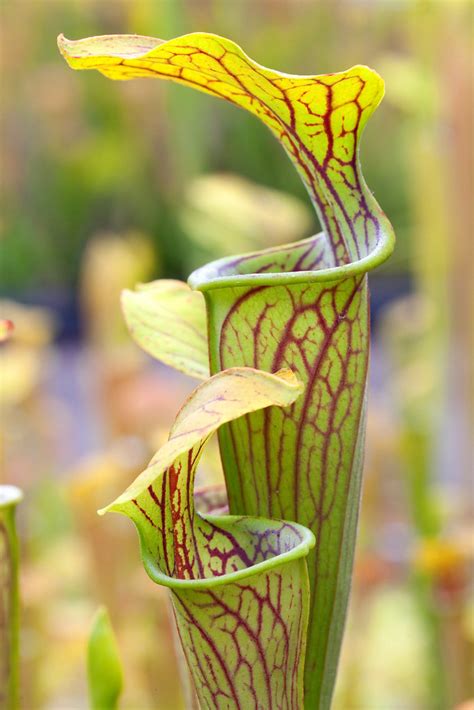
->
[87, 606, 123, 710]
[79, 230, 159, 441]
[81, 230, 155, 354]
[180, 173, 313, 266]
[101, 367, 315, 708]
[67, 444, 148, 609]
[0, 301, 55, 408]
[0, 321, 14, 343]
[59, 31, 394, 708]
[379, 33, 472, 705]
[0, 485, 23, 710]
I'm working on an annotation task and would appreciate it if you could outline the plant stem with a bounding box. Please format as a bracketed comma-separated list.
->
[0, 486, 23, 710]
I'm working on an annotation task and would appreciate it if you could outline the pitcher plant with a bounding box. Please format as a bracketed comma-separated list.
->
[58, 31, 395, 709]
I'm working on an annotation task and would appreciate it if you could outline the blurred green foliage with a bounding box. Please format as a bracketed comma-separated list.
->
[2, 0, 453, 293]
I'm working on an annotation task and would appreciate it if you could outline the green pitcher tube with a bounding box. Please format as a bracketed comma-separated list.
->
[190, 241, 370, 707]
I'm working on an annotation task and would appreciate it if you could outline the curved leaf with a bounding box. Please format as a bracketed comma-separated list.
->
[101, 367, 302, 512]
[57, 32, 394, 269]
[121, 280, 209, 379]
[101, 367, 315, 708]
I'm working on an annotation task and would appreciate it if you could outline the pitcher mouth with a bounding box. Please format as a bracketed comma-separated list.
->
[132, 513, 315, 592]
[188, 230, 395, 292]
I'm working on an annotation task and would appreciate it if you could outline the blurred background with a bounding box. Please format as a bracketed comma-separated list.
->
[1, 0, 472, 708]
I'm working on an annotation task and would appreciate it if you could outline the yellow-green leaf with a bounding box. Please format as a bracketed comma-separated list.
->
[121, 280, 209, 379]
[57, 31, 394, 269]
[100, 366, 302, 512]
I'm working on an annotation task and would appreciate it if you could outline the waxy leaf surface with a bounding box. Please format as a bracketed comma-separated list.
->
[101, 367, 314, 709]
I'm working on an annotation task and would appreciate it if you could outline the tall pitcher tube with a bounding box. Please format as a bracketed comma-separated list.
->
[190, 237, 370, 707]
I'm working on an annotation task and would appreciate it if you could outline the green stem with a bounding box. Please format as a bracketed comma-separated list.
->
[402, 430, 449, 706]
[0, 486, 23, 710]
[412, 572, 447, 709]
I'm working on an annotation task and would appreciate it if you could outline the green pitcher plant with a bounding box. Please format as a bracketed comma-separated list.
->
[100, 367, 314, 709]
[58, 31, 395, 709]
[0, 485, 23, 710]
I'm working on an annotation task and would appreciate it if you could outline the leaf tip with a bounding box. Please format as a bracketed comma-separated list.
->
[274, 368, 305, 398]
[88, 606, 123, 710]
[98, 495, 130, 517]
[97, 503, 115, 516]
[57, 33, 69, 56]
[351, 63, 386, 106]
